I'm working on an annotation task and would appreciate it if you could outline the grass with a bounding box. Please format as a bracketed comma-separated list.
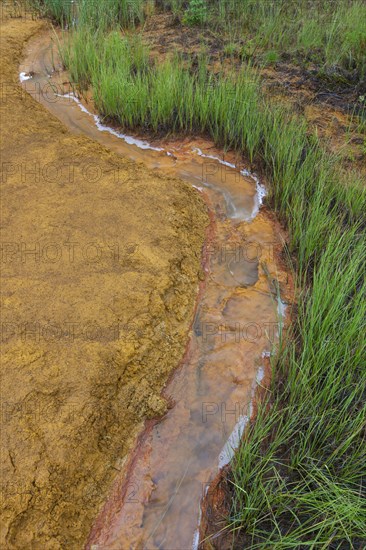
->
[30, 0, 366, 546]
[31, 0, 366, 77]
[29, 0, 144, 28]
[229, 223, 365, 547]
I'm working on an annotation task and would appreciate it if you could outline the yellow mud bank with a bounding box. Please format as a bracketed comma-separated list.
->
[0, 15, 207, 549]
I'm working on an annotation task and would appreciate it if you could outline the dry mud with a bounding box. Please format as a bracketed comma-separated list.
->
[0, 15, 208, 549]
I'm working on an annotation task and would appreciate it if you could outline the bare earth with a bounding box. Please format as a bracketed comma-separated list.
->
[0, 15, 207, 549]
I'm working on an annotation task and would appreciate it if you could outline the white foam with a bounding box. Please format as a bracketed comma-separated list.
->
[277, 298, 287, 320]
[57, 93, 267, 218]
[218, 360, 267, 470]
[250, 179, 267, 219]
[277, 298, 287, 336]
[192, 147, 237, 169]
[218, 413, 250, 469]
[192, 529, 200, 550]
[256, 365, 265, 384]
[19, 72, 32, 82]
[58, 93, 164, 152]
[60, 93, 90, 114]
[192, 488, 206, 550]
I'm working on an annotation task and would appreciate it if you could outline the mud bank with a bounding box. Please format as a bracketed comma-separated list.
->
[1, 9, 296, 548]
[15, 27, 293, 550]
[0, 14, 207, 549]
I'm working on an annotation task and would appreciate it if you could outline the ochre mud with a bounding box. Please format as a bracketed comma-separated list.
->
[1, 10, 296, 549]
[0, 14, 208, 549]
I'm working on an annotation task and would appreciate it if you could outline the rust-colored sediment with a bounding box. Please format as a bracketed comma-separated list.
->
[198, 307, 292, 549]
[85, 204, 217, 548]
[0, 14, 207, 550]
[2, 13, 295, 550]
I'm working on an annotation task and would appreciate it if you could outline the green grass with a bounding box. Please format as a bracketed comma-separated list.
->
[44, 1, 366, 546]
[182, 0, 207, 26]
[31, 0, 366, 78]
[217, 0, 366, 79]
[29, 0, 144, 28]
[28, 0, 74, 26]
[229, 223, 365, 547]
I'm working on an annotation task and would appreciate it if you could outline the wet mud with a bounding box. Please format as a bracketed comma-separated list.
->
[1, 11, 294, 550]
[18, 28, 291, 550]
[0, 15, 207, 550]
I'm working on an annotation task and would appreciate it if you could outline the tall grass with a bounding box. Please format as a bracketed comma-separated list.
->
[229, 220, 365, 546]
[29, 0, 144, 28]
[218, 0, 366, 78]
[31, 0, 366, 76]
[29, 0, 74, 26]
[59, 11, 366, 548]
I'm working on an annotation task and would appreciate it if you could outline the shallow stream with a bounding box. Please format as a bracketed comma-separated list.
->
[20, 31, 289, 550]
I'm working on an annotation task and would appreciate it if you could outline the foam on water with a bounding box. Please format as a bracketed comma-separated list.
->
[19, 72, 32, 82]
[217, 364, 265, 470]
[54, 93, 268, 223]
[218, 413, 250, 469]
[59, 93, 164, 152]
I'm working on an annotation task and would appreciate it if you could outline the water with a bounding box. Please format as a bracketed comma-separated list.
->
[20, 31, 289, 549]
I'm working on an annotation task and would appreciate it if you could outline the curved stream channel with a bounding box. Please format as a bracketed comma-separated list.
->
[20, 31, 290, 550]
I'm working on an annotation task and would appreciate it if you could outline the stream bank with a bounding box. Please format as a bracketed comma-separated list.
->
[1, 12, 292, 549]
[19, 27, 292, 549]
[1, 13, 207, 549]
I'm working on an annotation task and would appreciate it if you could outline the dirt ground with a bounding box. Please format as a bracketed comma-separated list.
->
[0, 13, 208, 550]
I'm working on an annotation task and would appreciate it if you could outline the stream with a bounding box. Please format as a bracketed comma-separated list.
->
[20, 30, 289, 550]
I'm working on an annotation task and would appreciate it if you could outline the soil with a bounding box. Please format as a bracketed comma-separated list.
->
[0, 13, 208, 550]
